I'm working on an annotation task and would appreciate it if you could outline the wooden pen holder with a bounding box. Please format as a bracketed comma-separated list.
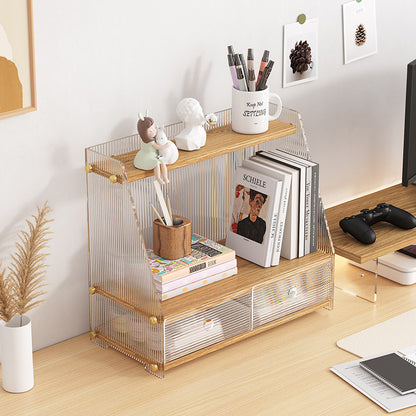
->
[153, 215, 192, 260]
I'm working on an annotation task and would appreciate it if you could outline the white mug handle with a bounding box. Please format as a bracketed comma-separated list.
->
[269, 92, 283, 121]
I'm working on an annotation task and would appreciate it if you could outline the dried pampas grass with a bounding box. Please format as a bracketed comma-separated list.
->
[0, 265, 16, 323]
[0, 202, 53, 325]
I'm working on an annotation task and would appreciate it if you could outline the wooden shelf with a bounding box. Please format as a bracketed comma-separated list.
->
[326, 184, 416, 264]
[161, 249, 332, 320]
[112, 119, 296, 183]
[94, 247, 332, 322]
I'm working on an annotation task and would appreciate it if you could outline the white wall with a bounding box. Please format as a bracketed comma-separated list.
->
[1, 0, 415, 351]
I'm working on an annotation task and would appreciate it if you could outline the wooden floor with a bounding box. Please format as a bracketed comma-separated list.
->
[2, 256, 416, 415]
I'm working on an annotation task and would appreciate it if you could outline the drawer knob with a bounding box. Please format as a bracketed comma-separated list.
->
[288, 287, 298, 298]
[109, 175, 118, 184]
[149, 364, 158, 372]
[85, 164, 93, 173]
[88, 286, 96, 295]
[203, 319, 214, 330]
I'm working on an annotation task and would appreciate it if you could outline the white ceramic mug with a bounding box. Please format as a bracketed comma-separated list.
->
[231, 87, 283, 134]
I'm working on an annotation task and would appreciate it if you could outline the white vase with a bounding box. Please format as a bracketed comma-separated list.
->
[0, 315, 34, 393]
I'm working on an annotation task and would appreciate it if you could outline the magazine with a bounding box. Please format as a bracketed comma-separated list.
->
[159, 266, 238, 301]
[155, 259, 237, 293]
[242, 158, 291, 265]
[226, 165, 283, 267]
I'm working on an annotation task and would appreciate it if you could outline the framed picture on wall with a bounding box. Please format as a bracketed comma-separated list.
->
[343, 0, 377, 65]
[283, 18, 319, 88]
[0, 0, 36, 120]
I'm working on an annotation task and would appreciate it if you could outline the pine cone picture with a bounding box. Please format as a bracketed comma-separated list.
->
[355, 24, 366, 46]
[289, 40, 312, 74]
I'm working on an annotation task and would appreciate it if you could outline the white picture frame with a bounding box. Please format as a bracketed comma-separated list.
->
[343, 0, 377, 65]
[283, 18, 318, 88]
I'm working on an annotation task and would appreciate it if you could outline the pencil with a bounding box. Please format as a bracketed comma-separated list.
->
[167, 197, 173, 224]
[151, 204, 165, 225]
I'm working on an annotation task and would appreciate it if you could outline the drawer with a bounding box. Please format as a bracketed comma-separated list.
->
[253, 263, 332, 328]
[164, 294, 252, 362]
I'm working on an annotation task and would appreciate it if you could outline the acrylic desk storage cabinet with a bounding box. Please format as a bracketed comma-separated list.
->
[85, 108, 335, 378]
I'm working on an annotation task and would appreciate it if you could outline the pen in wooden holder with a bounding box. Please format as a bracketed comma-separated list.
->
[153, 215, 192, 260]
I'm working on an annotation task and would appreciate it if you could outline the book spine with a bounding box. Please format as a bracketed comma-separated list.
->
[155, 259, 237, 292]
[309, 164, 319, 253]
[266, 184, 282, 267]
[155, 250, 236, 284]
[159, 267, 238, 301]
[262, 149, 318, 257]
[271, 176, 290, 266]
[252, 154, 298, 260]
[258, 151, 305, 257]
[304, 165, 312, 255]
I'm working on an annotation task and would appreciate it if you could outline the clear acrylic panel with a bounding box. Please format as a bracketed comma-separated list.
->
[334, 255, 378, 303]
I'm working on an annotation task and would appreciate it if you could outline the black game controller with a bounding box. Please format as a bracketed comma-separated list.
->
[339, 203, 416, 244]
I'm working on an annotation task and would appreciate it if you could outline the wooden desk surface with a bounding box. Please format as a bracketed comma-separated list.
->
[326, 184, 416, 263]
[2, 257, 416, 415]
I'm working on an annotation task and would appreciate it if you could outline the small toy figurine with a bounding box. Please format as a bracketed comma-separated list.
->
[134, 113, 176, 184]
[155, 126, 179, 165]
[174, 98, 217, 151]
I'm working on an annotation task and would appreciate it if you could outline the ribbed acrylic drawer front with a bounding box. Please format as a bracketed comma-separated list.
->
[253, 263, 332, 328]
[91, 294, 163, 363]
[164, 295, 252, 362]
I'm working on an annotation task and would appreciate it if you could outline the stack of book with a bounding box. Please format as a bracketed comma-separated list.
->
[225, 149, 319, 267]
[147, 234, 237, 301]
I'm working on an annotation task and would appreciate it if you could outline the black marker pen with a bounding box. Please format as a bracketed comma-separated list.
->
[234, 54, 247, 91]
[247, 48, 256, 92]
[256, 50, 269, 89]
[238, 53, 250, 91]
[257, 60, 274, 91]
[228, 54, 239, 89]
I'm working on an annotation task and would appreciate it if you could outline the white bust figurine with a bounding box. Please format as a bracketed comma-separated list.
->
[174, 98, 217, 151]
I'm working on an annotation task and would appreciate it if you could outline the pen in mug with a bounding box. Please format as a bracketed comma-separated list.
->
[257, 60, 274, 91]
[167, 197, 173, 224]
[151, 204, 165, 225]
[228, 54, 239, 89]
[247, 48, 256, 92]
[238, 53, 250, 91]
[234, 54, 248, 91]
[256, 50, 270, 89]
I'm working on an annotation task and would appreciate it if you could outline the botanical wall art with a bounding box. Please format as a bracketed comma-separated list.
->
[0, 0, 36, 119]
[343, 0, 377, 64]
[283, 18, 318, 88]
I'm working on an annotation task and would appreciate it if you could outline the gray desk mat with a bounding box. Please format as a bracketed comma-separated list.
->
[337, 308, 416, 358]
